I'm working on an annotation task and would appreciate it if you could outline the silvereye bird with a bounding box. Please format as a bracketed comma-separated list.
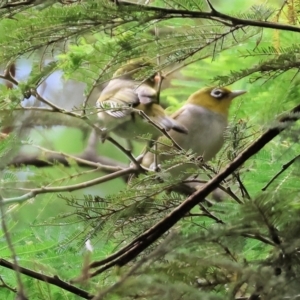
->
[96, 60, 188, 140]
[142, 87, 246, 173]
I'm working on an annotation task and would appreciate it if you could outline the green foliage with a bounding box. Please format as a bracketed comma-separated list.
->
[19, 61, 59, 95]
[1, 0, 300, 299]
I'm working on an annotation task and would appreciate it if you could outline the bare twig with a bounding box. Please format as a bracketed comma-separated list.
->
[233, 172, 251, 199]
[135, 109, 183, 151]
[18, 106, 54, 112]
[31, 89, 80, 115]
[105, 136, 142, 170]
[205, 0, 216, 12]
[23, 142, 123, 172]
[0, 61, 19, 86]
[262, 154, 300, 191]
[0, 195, 26, 298]
[3, 167, 134, 205]
[0, 276, 17, 293]
[198, 202, 224, 224]
[183, 179, 243, 204]
[0, 259, 93, 299]
[113, 0, 300, 34]
[9, 150, 127, 170]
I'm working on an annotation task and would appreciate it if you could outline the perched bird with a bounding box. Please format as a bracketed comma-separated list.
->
[96, 59, 188, 141]
[142, 86, 246, 174]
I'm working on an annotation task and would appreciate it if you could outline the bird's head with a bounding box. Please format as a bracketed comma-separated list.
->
[187, 87, 246, 116]
[113, 58, 157, 86]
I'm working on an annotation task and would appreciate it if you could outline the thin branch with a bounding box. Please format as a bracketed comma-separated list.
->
[81, 118, 142, 167]
[9, 151, 127, 171]
[0, 259, 93, 299]
[198, 202, 224, 223]
[241, 233, 275, 246]
[115, 0, 300, 34]
[183, 179, 243, 204]
[1, 0, 300, 69]
[88, 101, 300, 275]
[3, 167, 134, 205]
[0, 276, 17, 293]
[0, 194, 27, 299]
[30, 89, 81, 115]
[215, 240, 237, 262]
[205, 0, 216, 12]
[105, 136, 143, 170]
[262, 154, 300, 191]
[0, 61, 19, 86]
[217, 185, 243, 204]
[233, 172, 251, 199]
[136, 109, 183, 151]
[23, 143, 123, 172]
[18, 106, 54, 112]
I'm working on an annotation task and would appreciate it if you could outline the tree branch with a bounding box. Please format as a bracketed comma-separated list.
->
[0, 195, 26, 299]
[262, 154, 300, 191]
[0, 275, 16, 293]
[114, 0, 300, 34]
[0, 258, 93, 299]
[3, 167, 134, 205]
[12, 142, 125, 172]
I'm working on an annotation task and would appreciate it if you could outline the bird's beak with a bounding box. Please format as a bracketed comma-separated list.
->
[230, 90, 247, 99]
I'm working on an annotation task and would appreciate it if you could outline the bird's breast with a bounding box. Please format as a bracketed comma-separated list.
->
[171, 104, 228, 161]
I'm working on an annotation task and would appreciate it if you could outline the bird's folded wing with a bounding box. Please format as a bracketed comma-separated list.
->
[146, 103, 188, 134]
[97, 88, 139, 118]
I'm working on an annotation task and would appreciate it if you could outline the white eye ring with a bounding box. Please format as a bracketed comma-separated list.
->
[211, 88, 223, 98]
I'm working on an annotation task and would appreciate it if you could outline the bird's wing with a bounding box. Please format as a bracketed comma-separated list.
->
[97, 87, 139, 118]
[153, 114, 188, 134]
[140, 103, 188, 134]
[97, 78, 157, 118]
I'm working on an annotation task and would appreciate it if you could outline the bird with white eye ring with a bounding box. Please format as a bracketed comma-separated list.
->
[141, 86, 246, 177]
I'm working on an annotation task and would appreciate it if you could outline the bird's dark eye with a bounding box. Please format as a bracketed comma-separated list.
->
[210, 88, 224, 99]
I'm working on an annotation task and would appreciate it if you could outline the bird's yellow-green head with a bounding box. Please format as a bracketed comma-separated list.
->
[113, 58, 157, 86]
[187, 87, 246, 116]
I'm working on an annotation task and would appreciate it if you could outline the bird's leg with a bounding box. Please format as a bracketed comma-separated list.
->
[153, 142, 159, 171]
[83, 129, 99, 156]
[100, 128, 108, 143]
[124, 139, 133, 152]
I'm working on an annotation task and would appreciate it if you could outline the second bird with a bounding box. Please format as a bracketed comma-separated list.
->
[96, 59, 188, 141]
